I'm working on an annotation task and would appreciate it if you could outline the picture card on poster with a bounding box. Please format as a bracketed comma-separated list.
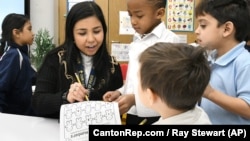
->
[166, 0, 195, 32]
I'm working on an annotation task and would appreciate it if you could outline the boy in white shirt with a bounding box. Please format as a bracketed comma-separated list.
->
[103, 0, 180, 124]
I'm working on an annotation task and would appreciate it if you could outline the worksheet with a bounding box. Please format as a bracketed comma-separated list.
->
[60, 101, 121, 141]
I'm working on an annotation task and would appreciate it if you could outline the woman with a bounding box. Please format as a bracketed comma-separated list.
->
[32, 1, 123, 119]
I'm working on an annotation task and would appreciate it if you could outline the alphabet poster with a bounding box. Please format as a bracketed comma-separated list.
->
[166, 0, 195, 32]
[60, 101, 121, 141]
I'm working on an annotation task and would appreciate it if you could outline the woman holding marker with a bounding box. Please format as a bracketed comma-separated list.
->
[32, 1, 123, 119]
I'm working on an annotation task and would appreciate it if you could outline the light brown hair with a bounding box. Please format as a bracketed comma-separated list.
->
[139, 42, 210, 110]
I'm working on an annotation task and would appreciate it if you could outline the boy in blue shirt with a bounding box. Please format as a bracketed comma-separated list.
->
[195, 0, 250, 124]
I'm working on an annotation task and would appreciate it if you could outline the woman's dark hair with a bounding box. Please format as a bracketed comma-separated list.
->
[0, 13, 29, 56]
[61, 1, 109, 84]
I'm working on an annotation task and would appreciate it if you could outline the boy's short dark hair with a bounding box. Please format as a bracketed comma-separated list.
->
[146, 0, 166, 8]
[195, 0, 250, 42]
[139, 42, 210, 111]
[245, 0, 250, 42]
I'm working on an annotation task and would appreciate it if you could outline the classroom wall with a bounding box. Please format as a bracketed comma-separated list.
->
[30, 0, 59, 45]
[29, 0, 200, 47]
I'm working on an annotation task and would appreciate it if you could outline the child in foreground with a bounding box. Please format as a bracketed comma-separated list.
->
[138, 42, 211, 124]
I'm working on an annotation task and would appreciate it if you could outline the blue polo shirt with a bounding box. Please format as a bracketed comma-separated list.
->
[200, 41, 250, 124]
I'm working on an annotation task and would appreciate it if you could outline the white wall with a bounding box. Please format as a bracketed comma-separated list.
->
[30, 0, 59, 45]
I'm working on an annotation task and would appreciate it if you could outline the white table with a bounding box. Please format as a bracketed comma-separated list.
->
[0, 113, 59, 141]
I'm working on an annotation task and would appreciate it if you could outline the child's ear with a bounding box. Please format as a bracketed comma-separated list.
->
[12, 29, 21, 38]
[146, 88, 158, 106]
[156, 7, 165, 19]
[223, 21, 234, 37]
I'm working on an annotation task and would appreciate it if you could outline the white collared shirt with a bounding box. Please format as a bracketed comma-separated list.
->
[118, 22, 180, 117]
[153, 106, 211, 125]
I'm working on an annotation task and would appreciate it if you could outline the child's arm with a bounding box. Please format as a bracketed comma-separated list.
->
[203, 84, 250, 119]
[115, 94, 135, 115]
[103, 90, 121, 102]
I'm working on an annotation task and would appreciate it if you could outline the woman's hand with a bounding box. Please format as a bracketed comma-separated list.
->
[67, 82, 89, 103]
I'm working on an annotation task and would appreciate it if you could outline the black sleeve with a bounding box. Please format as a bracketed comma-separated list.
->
[32, 51, 69, 119]
[88, 61, 123, 100]
[31, 67, 37, 86]
[111, 63, 124, 90]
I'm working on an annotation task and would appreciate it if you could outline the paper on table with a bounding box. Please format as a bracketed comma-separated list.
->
[60, 101, 121, 141]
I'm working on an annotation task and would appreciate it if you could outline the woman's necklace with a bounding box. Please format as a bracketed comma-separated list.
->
[77, 54, 96, 93]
